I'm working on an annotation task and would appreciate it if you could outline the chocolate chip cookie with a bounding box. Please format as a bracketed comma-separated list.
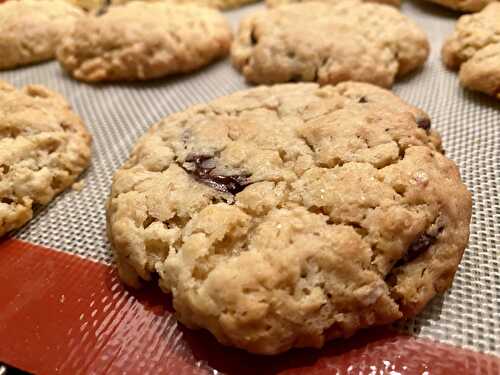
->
[107, 82, 472, 354]
[57, 2, 232, 82]
[442, 3, 500, 99]
[0, 0, 83, 70]
[0, 81, 91, 237]
[231, 2, 429, 87]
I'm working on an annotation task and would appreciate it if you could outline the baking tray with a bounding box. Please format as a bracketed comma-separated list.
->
[0, 1, 499, 374]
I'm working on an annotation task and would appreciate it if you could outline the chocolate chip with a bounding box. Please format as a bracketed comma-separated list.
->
[416, 117, 431, 131]
[0, 164, 9, 174]
[396, 223, 444, 267]
[184, 155, 250, 195]
[405, 233, 435, 262]
[250, 29, 258, 45]
[201, 174, 250, 195]
[358, 96, 368, 103]
[142, 216, 155, 229]
[1, 197, 14, 205]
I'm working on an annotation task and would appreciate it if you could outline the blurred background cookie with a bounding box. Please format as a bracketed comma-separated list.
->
[231, 1, 429, 87]
[68, 0, 260, 11]
[266, 0, 400, 8]
[0, 0, 83, 70]
[442, 3, 500, 99]
[0, 81, 91, 237]
[57, 1, 232, 82]
[419, 0, 496, 13]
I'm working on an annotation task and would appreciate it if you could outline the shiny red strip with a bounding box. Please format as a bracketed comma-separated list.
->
[0, 238, 498, 374]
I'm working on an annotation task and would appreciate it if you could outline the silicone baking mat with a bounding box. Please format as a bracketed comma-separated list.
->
[0, 1, 499, 374]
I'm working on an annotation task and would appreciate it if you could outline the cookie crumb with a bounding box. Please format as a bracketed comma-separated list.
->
[72, 180, 85, 191]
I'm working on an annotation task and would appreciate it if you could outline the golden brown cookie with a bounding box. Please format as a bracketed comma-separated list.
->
[112, 0, 259, 10]
[0, 0, 83, 70]
[0, 81, 91, 237]
[266, 0, 400, 8]
[57, 2, 232, 82]
[421, 0, 496, 13]
[107, 82, 471, 354]
[442, 3, 500, 99]
[231, 1, 429, 87]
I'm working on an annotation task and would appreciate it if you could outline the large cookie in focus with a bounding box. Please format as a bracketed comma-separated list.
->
[107, 82, 471, 354]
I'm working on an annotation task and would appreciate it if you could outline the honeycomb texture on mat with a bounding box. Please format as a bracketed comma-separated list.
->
[0, 2, 498, 356]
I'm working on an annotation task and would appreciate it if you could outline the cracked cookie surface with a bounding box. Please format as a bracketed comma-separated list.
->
[0, 0, 83, 70]
[442, 3, 500, 99]
[107, 82, 471, 354]
[0, 81, 91, 237]
[231, 1, 429, 87]
[56, 1, 232, 82]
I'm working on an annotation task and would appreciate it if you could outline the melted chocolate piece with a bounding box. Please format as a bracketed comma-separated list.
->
[416, 117, 431, 131]
[250, 29, 258, 45]
[395, 223, 444, 267]
[358, 96, 368, 103]
[184, 155, 250, 195]
[405, 233, 435, 262]
[0, 164, 9, 174]
[1, 197, 14, 205]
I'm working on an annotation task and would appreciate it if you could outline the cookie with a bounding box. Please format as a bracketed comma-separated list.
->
[0, 81, 91, 237]
[107, 82, 472, 354]
[421, 0, 496, 12]
[442, 3, 500, 99]
[266, 0, 401, 8]
[56, 2, 232, 82]
[111, 0, 259, 10]
[0, 0, 83, 70]
[231, 2, 429, 87]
